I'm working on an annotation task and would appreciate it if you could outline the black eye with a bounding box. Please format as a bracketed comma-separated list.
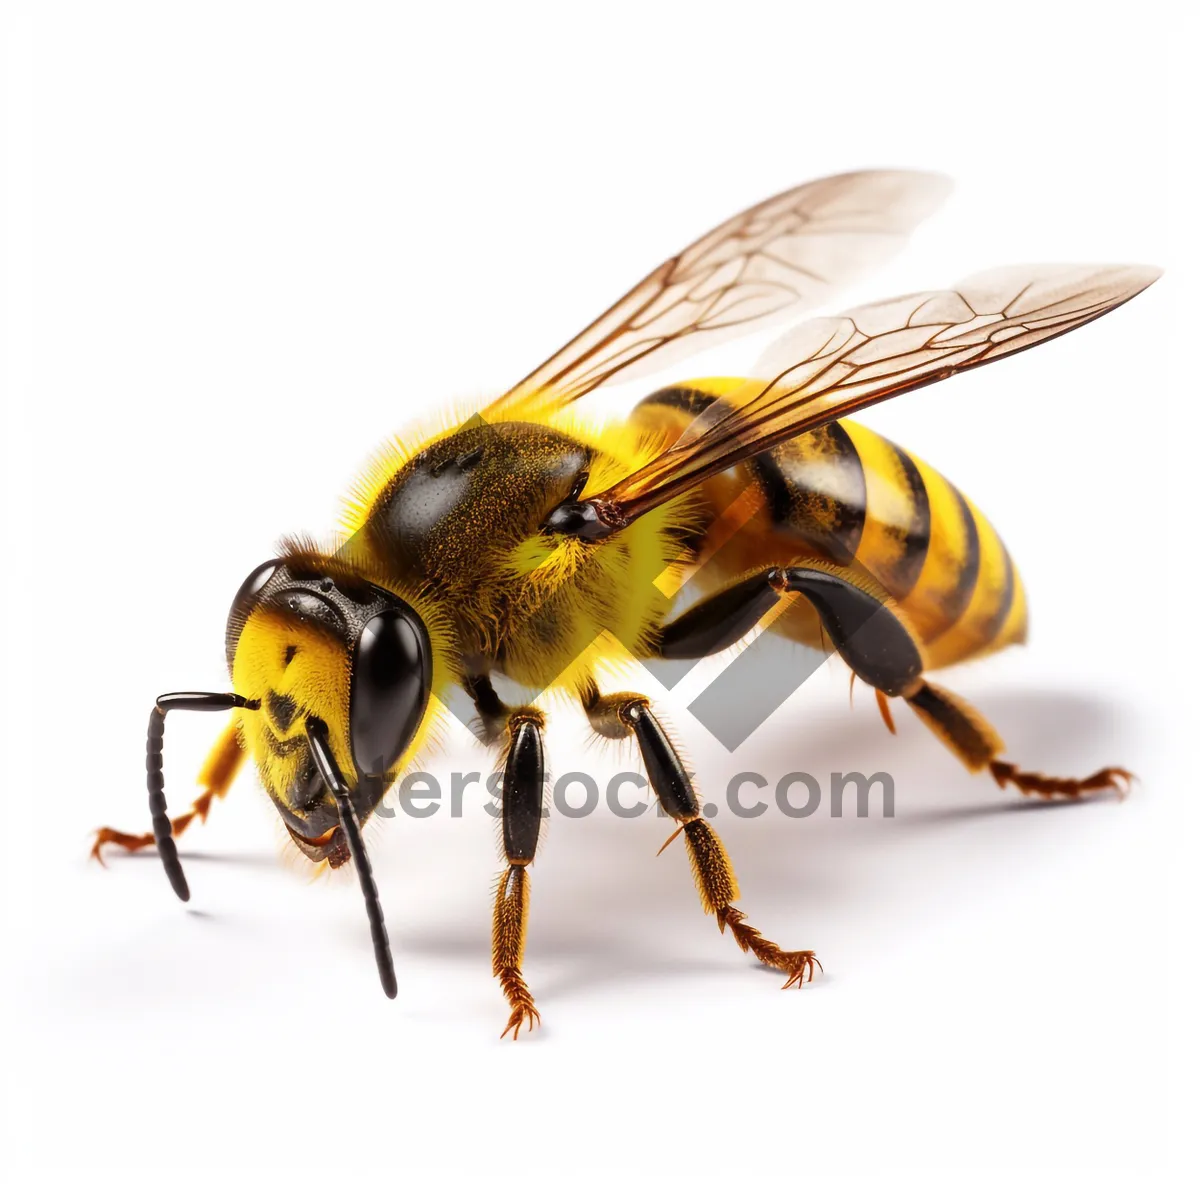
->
[349, 608, 432, 777]
[226, 558, 283, 669]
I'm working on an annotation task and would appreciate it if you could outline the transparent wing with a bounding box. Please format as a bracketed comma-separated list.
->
[484, 169, 951, 416]
[581, 264, 1161, 525]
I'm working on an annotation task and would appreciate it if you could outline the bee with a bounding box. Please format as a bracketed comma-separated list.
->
[94, 170, 1159, 1037]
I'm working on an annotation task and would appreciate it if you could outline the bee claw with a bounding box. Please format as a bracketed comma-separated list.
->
[990, 759, 1138, 801]
[500, 1004, 541, 1041]
[780, 951, 822, 990]
[90, 826, 155, 862]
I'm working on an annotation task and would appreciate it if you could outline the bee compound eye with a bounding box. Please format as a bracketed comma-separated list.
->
[225, 558, 285, 668]
[234, 558, 283, 609]
[349, 609, 433, 777]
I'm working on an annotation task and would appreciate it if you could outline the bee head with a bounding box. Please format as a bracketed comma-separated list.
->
[225, 544, 434, 865]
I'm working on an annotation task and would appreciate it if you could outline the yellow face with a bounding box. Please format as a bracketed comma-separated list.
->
[233, 606, 357, 863]
[225, 552, 443, 866]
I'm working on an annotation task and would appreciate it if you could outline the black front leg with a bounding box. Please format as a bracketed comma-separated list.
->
[463, 673, 513, 745]
[491, 705, 547, 1039]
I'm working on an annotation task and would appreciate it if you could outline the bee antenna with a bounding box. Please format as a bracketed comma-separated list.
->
[304, 717, 398, 999]
[146, 692, 258, 902]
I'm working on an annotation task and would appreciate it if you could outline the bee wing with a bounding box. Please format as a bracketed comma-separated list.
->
[581, 264, 1161, 526]
[484, 169, 951, 417]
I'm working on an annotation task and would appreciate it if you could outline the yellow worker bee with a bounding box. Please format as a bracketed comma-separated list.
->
[95, 170, 1158, 1037]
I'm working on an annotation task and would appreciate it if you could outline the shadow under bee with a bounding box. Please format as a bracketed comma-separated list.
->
[389, 684, 1137, 1001]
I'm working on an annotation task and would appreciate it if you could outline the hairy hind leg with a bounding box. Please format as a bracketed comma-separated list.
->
[91, 719, 245, 861]
[581, 682, 820, 988]
[656, 563, 1132, 801]
[905, 680, 1132, 799]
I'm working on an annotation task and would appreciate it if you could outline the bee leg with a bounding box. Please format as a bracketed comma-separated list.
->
[463, 673, 512, 747]
[581, 682, 821, 990]
[656, 564, 1131, 801]
[493, 706, 546, 1040]
[91, 719, 245, 863]
[905, 681, 1134, 801]
[773, 567, 1130, 798]
[653, 570, 787, 660]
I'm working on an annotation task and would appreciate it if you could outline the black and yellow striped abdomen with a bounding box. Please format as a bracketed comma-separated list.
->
[634, 383, 1028, 671]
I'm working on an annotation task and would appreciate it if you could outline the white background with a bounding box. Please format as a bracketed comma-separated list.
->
[3, 1, 1195, 1195]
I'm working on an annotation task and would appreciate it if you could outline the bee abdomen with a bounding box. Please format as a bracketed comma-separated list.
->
[765, 419, 1026, 667]
[633, 382, 1026, 669]
[748, 422, 868, 567]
